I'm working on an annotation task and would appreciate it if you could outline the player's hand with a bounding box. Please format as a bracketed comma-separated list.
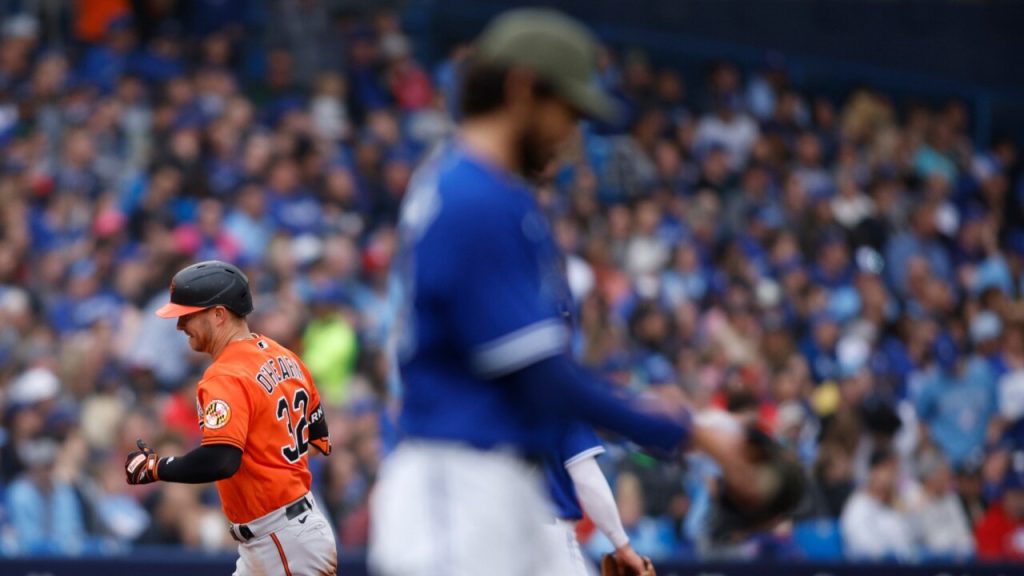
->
[125, 438, 160, 485]
[613, 543, 648, 574]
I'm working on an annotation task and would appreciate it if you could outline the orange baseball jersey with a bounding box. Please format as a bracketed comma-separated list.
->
[195, 334, 325, 523]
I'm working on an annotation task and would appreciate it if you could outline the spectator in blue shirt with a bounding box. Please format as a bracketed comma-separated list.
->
[5, 438, 87, 555]
[915, 333, 998, 468]
[265, 156, 322, 235]
[886, 202, 953, 298]
[76, 16, 136, 94]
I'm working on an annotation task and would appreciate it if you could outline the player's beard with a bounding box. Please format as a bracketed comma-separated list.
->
[185, 317, 211, 353]
[519, 127, 557, 184]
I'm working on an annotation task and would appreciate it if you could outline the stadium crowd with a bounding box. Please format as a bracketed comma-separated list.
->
[1, 0, 1024, 564]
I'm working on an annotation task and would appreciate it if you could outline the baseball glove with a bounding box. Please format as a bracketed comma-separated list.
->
[711, 427, 806, 539]
[600, 553, 656, 576]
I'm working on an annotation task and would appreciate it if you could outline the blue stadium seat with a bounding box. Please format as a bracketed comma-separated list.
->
[791, 518, 843, 561]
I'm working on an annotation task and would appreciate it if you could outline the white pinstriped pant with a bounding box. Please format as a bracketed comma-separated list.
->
[231, 494, 338, 576]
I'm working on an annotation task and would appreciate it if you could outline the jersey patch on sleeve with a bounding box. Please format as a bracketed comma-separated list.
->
[204, 399, 231, 430]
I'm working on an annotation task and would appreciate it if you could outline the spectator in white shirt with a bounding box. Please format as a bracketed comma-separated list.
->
[841, 448, 917, 562]
[908, 450, 975, 560]
[694, 92, 759, 171]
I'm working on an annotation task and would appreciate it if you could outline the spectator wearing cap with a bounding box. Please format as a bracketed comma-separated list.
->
[800, 310, 841, 385]
[914, 119, 959, 186]
[352, 234, 401, 349]
[975, 452, 1024, 560]
[809, 230, 855, 290]
[4, 437, 88, 555]
[851, 396, 905, 487]
[223, 182, 275, 265]
[694, 91, 759, 171]
[265, 156, 322, 235]
[840, 447, 916, 562]
[908, 449, 975, 560]
[625, 198, 672, 280]
[691, 142, 732, 196]
[971, 310, 1005, 375]
[831, 173, 874, 231]
[46, 258, 123, 335]
[1, 368, 61, 483]
[885, 202, 954, 299]
[369, 149, 415, 230]
[173, 198, 240, 264]
[76, 14, 137, 94]
[383, 33, 434, 112]
[791, 131, 831, 199]
[723, 163, 775, 232]
[0, 13, 40, 94]
[914, 333, 998, 468]
[310, 72, 353, 143]
[127, 21, 185, 85]
[661, 243, 710, 308]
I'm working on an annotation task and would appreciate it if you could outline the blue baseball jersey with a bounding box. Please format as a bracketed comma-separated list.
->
[394, 143, 571, 453]
[543, 421, 606, 520]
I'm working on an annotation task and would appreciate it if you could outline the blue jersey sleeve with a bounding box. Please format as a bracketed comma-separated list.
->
[561, 421, 605, 467]
[447, 191, 568, 378]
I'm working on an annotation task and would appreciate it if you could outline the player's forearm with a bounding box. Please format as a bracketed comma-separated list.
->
[511, 355, 689, 453]
[566, 456, 630, 549]
[157, 443, 243, 484]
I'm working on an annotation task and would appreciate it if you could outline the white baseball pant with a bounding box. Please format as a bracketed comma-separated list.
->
[229, 492, 338, 576]
[537, 518, 595, 576]
[368, 441, 561, 576]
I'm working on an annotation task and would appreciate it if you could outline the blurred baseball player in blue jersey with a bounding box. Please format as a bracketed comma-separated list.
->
[543, 422, 647, 575]
[542, 256, 646, 574]
[369, 8, 796, 576]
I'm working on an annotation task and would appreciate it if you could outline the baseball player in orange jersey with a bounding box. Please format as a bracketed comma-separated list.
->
[125, 260, 337, 576]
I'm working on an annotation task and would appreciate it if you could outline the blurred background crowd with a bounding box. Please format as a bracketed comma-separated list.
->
[1, 0, 1023, 565]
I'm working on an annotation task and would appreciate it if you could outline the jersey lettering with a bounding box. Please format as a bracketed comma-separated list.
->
[277, 356, 292, 380]
[255, 357, 306, 394]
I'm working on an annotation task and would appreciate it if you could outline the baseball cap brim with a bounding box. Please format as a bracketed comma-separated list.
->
[155, 302, 208, 318]
[558, 78, 619, 123]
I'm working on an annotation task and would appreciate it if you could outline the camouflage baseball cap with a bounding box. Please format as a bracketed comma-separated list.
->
[475, 8, 618, 122]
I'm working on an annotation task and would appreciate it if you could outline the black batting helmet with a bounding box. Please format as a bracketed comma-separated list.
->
[155, 260, 253, 318]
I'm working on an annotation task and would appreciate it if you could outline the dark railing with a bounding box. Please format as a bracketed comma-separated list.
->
[0, 553, 1021, 576]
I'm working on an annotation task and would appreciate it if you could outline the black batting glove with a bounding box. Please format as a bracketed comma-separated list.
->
[125, 438, 161, 485]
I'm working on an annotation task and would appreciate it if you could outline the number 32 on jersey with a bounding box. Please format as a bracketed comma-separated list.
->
[277, 389, 310, 463]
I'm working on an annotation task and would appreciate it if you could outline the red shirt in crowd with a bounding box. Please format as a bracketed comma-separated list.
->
[975, 502, 1024, 560]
